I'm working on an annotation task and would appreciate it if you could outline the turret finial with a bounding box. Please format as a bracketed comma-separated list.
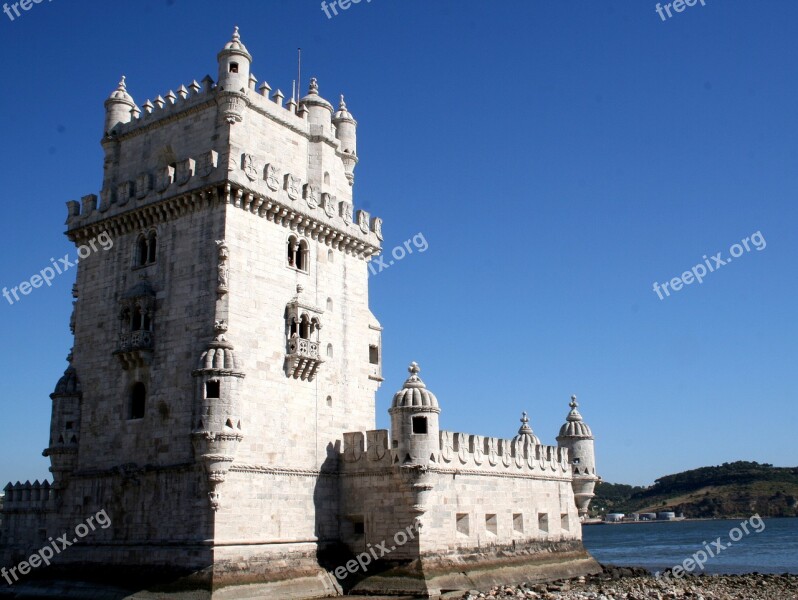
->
[308, 77, 319, 95]
[118, 75, 127, 90]
[518, 411, 533, 435]
[232, 26, 240, 42]
[408, 361, 420, 376]
[339, 94, 347, 110]
[570, 394, 578, 409]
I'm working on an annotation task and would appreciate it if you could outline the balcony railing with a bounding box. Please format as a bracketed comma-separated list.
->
[286, 337, 322, 380]
[117, 330, 154, 353]
[114, 330, 154, 370]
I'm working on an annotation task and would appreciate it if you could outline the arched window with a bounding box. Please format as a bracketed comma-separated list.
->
[326, 343, 333, 358]
[297, 239, 309, 272]
[327, 249, 334, 263]
[135, 231, 157, 267]
[136, 236, 148, 267]
[129, 382, 146, 420]
[310, 317, 321, 341]
[299, 314, 310, 340]
[287, 235, 298, 268]
[287, 236, 310, 272]
[326, 297, 333, 312]
[323, 172, 330, 185]
[147, 232, 157, 264]
[132, 307, 143, 331]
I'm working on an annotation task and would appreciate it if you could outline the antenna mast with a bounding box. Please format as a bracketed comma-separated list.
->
[297, 48, 302, 100]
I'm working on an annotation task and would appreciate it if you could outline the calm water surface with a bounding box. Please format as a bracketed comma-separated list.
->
[582, 517, 798, 574]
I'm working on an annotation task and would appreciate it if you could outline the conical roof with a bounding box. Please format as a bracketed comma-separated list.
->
[557, 395, 593, 439]
[391, 362, 439, 410]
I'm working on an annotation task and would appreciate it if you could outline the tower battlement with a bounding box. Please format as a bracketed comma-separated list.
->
[341, 428, 571, 479]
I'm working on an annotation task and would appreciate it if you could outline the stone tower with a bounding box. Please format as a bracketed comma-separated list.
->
[2, 27, 384, 596]
[557, 395, 600, 519]
[2, 28, 601, 598]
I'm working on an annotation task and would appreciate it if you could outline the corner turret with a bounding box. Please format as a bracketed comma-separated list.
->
[556, 395, 600, 519]
[332, 94, 357, 155]
[332, 94, 359, 185]
[299, 78, 334, 129]
[104, 76, 136, 134]
[217, 26, 252, 93]
[389, 362, 440, 465]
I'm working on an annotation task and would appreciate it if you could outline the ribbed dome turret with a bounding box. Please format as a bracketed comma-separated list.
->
[557, 395, 593, 439]
[391, 362, 439, 410]
[197, 337, 240, 371]
[513, 411, 541, 446]
[333, 95, 355, 124]
[52, 365, 81, 396]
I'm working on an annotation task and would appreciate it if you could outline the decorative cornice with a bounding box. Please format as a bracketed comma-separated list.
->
[66, 182, 381, 260]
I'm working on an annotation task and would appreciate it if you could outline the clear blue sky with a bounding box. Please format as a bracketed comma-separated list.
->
[0, 1, 795, 487]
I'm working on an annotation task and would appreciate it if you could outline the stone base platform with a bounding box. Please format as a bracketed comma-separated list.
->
[0, 541, 599, 599]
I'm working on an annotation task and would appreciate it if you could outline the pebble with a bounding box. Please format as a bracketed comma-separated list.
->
[456, 566, 798, 600]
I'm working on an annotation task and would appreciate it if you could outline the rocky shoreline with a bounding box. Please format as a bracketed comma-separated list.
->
[457, 566, 798, 600]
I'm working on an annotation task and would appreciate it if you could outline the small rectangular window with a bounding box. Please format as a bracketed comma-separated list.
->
[412, 416, 428, 434]
[229, 62, 239, 73]
[456, 513, 469, 536]
[485, 514, 497, 536]
[369, 345, 379, 365]
[206, 381, 220, 399]
[538, 512, 549, 534]
[350, 515, 364, 535]
[65, 421, 74, 430]
[513, 513, 524, 534]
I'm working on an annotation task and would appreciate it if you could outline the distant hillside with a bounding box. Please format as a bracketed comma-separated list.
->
[592, 462, 798, 518]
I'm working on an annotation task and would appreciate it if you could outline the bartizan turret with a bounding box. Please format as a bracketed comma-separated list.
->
[216, 26, 252, 123]
[103, 76, 137, 134]
[216, 26, 251, 93]
[389, 362, 440, 466]
[42, 352, 82, 489]
[556, 395, 600, 520]
[332, 95, 358, 185]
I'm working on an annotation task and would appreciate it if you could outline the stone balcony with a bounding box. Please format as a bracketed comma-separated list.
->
[114, 330, 154, 370]
[286, 337, 322, 381]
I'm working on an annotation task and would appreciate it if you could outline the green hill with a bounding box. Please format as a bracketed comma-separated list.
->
[591, 461, 798, 518]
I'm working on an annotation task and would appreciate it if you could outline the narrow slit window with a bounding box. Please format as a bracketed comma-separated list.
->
[129, 382, 146, 420]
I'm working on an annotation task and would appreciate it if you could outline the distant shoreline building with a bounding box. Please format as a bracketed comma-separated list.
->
[1, 29, 600, 598]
